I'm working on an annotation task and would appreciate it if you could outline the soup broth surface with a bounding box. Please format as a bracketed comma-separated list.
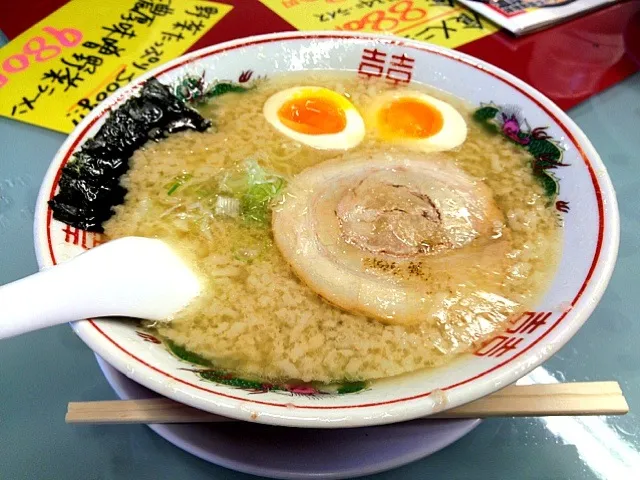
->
[105, 72, 562, 383]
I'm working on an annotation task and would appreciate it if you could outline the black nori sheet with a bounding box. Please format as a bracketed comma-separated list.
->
[48, 77, 211, 233]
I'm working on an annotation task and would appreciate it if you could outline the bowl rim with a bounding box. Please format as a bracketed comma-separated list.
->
[33, 30, 620, 428]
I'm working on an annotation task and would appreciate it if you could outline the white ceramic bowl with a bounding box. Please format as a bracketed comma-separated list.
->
[34, 31, 619, 428]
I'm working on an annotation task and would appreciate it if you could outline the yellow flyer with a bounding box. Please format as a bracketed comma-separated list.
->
[258, 0, 498, 48]
[0, 0, 232, 134]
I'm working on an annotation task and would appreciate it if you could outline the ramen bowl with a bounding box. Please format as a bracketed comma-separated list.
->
[34, 31, 619, 428]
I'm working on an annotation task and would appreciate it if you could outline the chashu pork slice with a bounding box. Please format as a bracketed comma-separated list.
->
[271, 152, 515, 326]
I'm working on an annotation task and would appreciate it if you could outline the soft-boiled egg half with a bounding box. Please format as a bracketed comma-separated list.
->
[263, 86, 365, 150]
[367, 90, 467, 152]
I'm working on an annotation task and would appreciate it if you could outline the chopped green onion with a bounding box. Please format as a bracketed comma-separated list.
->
[219, 159, 286, 225]
[166, 173, 193, 196]
[215, 196, 241, 217]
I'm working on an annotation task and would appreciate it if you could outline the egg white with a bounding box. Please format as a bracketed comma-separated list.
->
[368, 90, 468, 153]
[263, 86, 365, 150]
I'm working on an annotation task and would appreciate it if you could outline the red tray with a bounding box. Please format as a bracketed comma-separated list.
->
[1, 0, 638, 111]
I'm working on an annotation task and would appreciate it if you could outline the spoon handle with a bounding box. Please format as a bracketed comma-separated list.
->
[0, 259, 107, 339]
[0, 237, 200, 340]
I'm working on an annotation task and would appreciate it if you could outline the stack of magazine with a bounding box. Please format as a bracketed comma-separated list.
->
[457, 0, 620, 36]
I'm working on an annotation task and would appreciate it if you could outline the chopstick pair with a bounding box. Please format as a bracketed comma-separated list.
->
[66, 381, 628, 425]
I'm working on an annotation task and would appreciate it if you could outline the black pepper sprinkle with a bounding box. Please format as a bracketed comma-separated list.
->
[408, 261, 423, 277]
[364, 257, 398, 273]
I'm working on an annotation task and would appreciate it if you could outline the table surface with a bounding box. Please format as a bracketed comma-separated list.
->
[1, 6, 640, 480]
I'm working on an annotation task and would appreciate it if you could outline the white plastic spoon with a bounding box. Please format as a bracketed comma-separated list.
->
[0, 237, 200, 339]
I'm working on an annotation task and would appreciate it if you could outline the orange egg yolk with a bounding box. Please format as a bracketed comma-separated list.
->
[277, 96, 347, 135]
[377, 98, 443, 139]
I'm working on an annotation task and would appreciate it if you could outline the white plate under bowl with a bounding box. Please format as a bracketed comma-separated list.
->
[96, 355, 480, 479]
[35, 31, 619, 428]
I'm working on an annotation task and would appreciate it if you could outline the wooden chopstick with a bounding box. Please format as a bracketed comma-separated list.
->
[66, 381, 628, 425]
[430, 381, 627, 418]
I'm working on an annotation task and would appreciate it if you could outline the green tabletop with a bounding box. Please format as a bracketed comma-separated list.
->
[1, 36, 639, 479]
